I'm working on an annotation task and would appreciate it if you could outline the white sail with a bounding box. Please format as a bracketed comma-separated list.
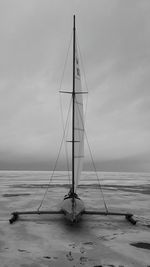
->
[74, 39, 84, 190]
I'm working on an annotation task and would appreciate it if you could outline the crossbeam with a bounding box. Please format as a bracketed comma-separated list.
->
[84, 211, 132, 216]
[9, 210, 63, 224]
[9, 210, 136, 225]
[84, 211, 136, 225]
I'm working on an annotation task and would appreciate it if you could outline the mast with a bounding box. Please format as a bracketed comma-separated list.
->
[72, 15, 76, 195]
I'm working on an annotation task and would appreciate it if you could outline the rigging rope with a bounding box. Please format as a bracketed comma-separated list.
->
[37, 33, 73, 211]
[75, 93, 109, 213]
[84, 131, 109, 213]
[37, 98, 72, 211]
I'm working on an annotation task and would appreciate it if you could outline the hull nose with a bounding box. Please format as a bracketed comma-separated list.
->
[64, 211, 81, 223]
[61, 197, 85, 223]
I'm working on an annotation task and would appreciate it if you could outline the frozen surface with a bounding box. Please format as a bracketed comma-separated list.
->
[0, 171, 150, 267]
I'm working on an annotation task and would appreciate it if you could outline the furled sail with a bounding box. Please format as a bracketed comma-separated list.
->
[74, 39, 84, 190]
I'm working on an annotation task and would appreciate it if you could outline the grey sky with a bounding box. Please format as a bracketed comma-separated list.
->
[0, 0, 150, 171]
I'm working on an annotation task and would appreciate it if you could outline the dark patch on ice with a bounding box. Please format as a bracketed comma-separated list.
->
[18, 248, 30, 253]
[43, 256, 51, 259]
[130, 242, 150, 250]
[82, 241, 93, 245]
[3, 193, 30, 197]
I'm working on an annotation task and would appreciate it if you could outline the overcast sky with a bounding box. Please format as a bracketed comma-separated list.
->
[0, 0, 150, 172]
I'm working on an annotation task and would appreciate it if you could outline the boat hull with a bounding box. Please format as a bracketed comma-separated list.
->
[61, 197, 85, 222]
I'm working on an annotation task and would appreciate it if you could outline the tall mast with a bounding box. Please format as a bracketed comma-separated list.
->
[72, 15, 76, 195]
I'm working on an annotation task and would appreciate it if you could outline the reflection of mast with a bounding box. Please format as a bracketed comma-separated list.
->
[72, 15, 76, 196]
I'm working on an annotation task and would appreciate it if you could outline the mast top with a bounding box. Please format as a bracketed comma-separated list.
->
[73, 15, 75, 29]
